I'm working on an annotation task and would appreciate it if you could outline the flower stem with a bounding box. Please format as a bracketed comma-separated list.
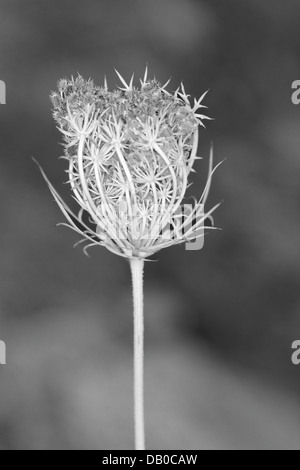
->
[130, 258, 145, 450]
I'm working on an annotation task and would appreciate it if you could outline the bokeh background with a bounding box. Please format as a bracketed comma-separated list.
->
[0, 0, 300, 450]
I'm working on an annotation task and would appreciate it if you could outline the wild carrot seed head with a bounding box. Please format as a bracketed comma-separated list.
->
[46, 69, 219, 259]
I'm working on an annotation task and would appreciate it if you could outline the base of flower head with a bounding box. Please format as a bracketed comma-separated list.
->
[34, 146, 222, 260]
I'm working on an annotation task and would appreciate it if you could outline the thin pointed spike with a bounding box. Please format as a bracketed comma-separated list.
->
[208, 142, 214, 177]
[193, 91, 210, 113]
[32, 158, 98, 236]
[161, 78, 171, 90]
[184, 202, 222, 237]
[195, 114, 213, 121]
[129, 73, 135, 90]
[201, 151, 225, 206]
[143, 65, 148, 84]
[181, 83, 190, 100]
[104, 75, 108, 91]
[198, 121, 206, 129]
[201, 144, 214, 206]
[114, 69, 130, 90]
[197, 89, 210, 106]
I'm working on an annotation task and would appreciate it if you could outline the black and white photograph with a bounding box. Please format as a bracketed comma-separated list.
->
[1, 0, 300, 452]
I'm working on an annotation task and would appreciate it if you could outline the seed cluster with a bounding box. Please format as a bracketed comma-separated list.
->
[46, 70, 217, 259]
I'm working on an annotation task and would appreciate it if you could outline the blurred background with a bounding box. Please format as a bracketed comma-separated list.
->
[0, 0, 300, 450]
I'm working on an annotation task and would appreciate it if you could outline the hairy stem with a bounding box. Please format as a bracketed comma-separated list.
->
[130, 258, 145, 450]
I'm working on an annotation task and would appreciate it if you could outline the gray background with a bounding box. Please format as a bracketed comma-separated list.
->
[0, 0, 300, 450]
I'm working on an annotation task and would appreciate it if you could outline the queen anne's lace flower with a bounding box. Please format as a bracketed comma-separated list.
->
[43, 69, 220, 259]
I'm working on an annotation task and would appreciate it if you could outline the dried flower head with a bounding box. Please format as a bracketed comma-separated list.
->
[43, 69, 220, 259]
